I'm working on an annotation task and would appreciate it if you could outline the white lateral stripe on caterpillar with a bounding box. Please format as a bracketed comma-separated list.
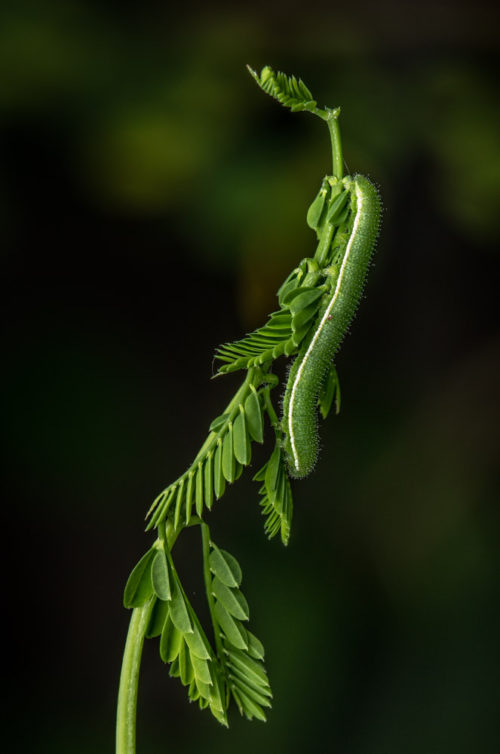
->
[287, 179, 364, 472]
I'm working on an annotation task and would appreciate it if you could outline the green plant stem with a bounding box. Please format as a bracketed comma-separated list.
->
[116, 599, 155, 754]
[326, 108, 343, 180]
[116, 524, 180, 754]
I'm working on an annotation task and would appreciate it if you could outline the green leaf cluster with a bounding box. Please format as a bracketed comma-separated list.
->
[146, 379, 266, 529]
[208, 542, 272, 721]
[215, 274, 326, 375]
[123, 536, 271, 725]
[254, 443, 293, 546]
[247, 65, 317, 114]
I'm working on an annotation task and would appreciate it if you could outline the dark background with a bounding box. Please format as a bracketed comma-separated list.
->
[3, 1, 499, 752]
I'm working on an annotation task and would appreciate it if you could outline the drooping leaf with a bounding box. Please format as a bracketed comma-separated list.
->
[252, 462, 267, 483]
[195, 679, 212, 701]
[173, 479, 185, 530]
[170, 578, 193, 634]
[184, 624, 211, 660]
[222, 424, 235, 483]
[333, 207, 350, 228]
[226, 647, 269, 687]
[232, 688, 267, 722]
[259, 460, 293, 546]
[291, 301, 320, 331]
[306, 180, 329, 230]
[277, 267, 302, 305]
[204, 451, 214, 510]
[195, 461, 204, 517]
[179, 640, 194, 685]
[146, 484, 176, 530]
[151, 549, 171, 601]
[208, 663, 226, 708]
[185, 472, 194, 524]
[282, 285, 316, 305]
[284, 337, 299, 356]
[318, 363, 341, 419]
[146, 597, 169, 638]
[228, 661, 271, 697]
[288, 288, 324, 316]
[208, 669, 229, 726]
[264, 444, 281, 499]
[230, 674, 272, 708]
[160, 614, 183, 663]
[169, 656, 180, 678]
[244, 388, 264, 443]
[213, 439, 226, 499]
[233, 408, 251, 465]
[188, 678, 200, 701]
[246, 630, 265, 660]
[318, 367, 335, 419]
[234, 459, 244, 481]
[326, 189, 349, 223]
[209, 413, 229, 432]
[123, 548, 155, 608]
[213, 577, 249, 621]
[190, 654, 213, 686]
[209, 544, 242, 587]
[291, 322, 312, 346]
[214, 601, 247, 650]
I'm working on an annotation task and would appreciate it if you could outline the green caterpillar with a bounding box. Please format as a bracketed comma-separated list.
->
[216, 67, 381, 478]
[282, 174, 381, 477]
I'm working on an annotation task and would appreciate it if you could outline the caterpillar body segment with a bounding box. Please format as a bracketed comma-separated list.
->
[282, 174, 381, 478]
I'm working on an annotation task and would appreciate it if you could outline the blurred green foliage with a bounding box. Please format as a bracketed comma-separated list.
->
[2, 1, 499, 753]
